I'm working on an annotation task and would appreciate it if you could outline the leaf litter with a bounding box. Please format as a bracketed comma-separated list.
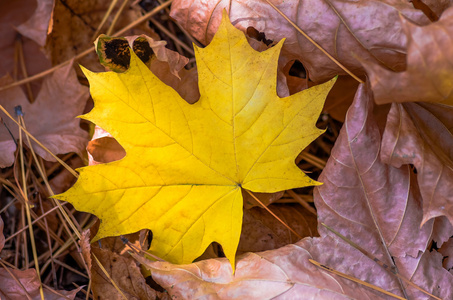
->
[0, 0, 452, 299]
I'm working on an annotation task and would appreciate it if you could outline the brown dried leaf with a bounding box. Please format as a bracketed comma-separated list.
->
[0, 268, 82, 299]
[363, 7, 453, 106]
[0, 0, 51, 83]
[134, 84, 452, 299]
[238, 204, 317, 254]
[170, 0, 430, 82]
[439, 238, 453, 273]
[0, 63, 89, 167]
[381, 102, 453, 227]
[16, 0, 53, 46]
[91, 244, 158, 300]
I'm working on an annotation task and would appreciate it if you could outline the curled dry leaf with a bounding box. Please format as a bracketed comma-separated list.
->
[0, 63, 89, 168]
[363, 6, 453, 106]
[135, 83, 453, 299]
[381, 102, 453, 227]
[170, 0, 430, 82]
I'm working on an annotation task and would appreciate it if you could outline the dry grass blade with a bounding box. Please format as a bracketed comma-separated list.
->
[18, 115, 45, 300]
[309, 259, 407, 300]
[106, 0, 129, 36]
[149, 17, 195, 55]
[286, 190, 316, 216]
[92, 0, 119, 40]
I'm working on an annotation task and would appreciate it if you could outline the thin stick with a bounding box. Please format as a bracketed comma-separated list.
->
[39, 197, 58, 287]
[92, 0, 119, 40]
[5, 202, 68, 243]
[16, 37, 34, 102]
[121, 236, 164, 261]
[263, 0, 363, 84]
[106, 0, 130, 36]
[113, 0, 174, 37]
[149, 17, 195, 55]
[321, 223, 442, 300]
[298, 151, 326, 169]
[286, 190, 316, 216]
[18, 116, 45, 300]
[309, 259, 406, 300]
[245, 189, 302, 239]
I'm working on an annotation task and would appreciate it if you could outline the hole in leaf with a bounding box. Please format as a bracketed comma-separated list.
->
[246, 26, 273, 46]
[288, 60, 307, 79]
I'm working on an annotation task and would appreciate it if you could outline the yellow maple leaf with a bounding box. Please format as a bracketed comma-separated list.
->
[55, 12, 335, 269]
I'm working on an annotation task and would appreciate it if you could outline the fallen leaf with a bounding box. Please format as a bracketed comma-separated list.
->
[170, 0, 430, 82]
[0, 62, 89, 167]
[362, 6, 453, 106]
[55, 12, 335, 268]
[0, 0, 51, 85]
[16, 0, 53, 47]
[135, 83, 453, 299]
[381, 102, 453, 226]
[439, 238, 453, 274]
[91, 243, 158, 300]
[238, 204, 317, 254]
